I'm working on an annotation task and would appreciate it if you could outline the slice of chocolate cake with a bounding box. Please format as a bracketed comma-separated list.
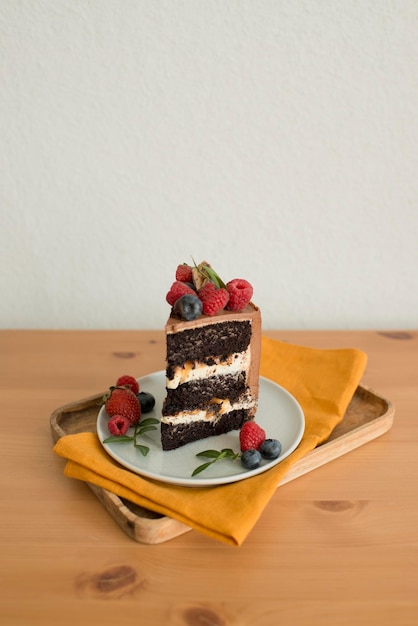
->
[161, 261, 261, 451]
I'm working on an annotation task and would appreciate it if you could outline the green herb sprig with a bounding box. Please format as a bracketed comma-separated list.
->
[192, 448, 240, 476]
[103, 417, 159, 457]
[191, 258, 227, 290]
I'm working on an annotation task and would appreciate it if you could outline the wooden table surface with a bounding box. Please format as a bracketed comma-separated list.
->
[1, 329, 417, 625]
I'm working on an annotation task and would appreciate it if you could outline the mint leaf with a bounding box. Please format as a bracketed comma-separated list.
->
[137, 425, 158, 435]
[220, 448, 239, 458]
[138, 417, 159, 427]
[201, 264, 227, 289]
[196, 449, 223, 459]
[192, 461, 215, 476]
[103, 435, 134, 444]
[134, 443, 150, 456]
[133, 417, 158, 442]
[192, 447, 240, 477]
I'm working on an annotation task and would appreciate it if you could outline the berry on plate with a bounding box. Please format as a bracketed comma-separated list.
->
[137, 391, 156, 414]
[239, 421, 266, 452]
[104, 387, 141, 424]
[116, 374, 139, 395]
[107, 414, 131, 436]
[241, 449, 262, 470]
[260, 438, 282, 460]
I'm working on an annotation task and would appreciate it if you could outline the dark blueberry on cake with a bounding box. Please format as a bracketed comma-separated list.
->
[172, 294, 202, 321]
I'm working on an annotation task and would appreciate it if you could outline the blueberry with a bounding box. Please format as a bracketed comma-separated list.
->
[173, 294, 203, 321]
[241, 449, 262, 470]
[259, 438, 282, 460]
[137, 391, 156, 413]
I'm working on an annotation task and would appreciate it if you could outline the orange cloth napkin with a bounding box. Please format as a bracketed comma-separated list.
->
[53, 336, 367, 546]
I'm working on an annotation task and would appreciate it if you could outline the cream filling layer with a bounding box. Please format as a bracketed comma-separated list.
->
[161, 393, 256, 426]
[166, 350, 251, 390]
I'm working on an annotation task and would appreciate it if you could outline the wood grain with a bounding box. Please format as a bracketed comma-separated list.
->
[1, 329, 417, 626]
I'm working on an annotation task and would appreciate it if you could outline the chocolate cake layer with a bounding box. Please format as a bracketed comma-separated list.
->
[162, 372, 247, 414]
[162, 303, 262, 451]
[166, 320, 251, 369]
[161, 408, 253, 451]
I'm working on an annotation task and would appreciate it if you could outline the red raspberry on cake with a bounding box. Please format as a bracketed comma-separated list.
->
[198, 282, 230, 316]
[166, 281, 196, 306]
[107, 414, 131, 436]
[175, 263, 193, 283]
[104, 387, 141, 424]
[226, 279, 253, 311]
[239, 421, 266, 452]
[116, 374, 139, 395]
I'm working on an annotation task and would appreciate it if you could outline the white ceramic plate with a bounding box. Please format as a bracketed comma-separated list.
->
[97, 371, 305, 487]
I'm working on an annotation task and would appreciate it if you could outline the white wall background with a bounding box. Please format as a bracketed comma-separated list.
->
[1, 1, 417, 331]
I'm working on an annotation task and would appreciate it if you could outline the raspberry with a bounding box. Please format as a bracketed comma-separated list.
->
[239, 421, 266, 452]
[116, 374, 139, 395]
[107, 414, 131, 436]
[104, 387, 141, 424]
[198, 282, 230, 316]
[226, 278, 253, 311]
[166, 281, 196, 306]
[175, 263, 193, 283]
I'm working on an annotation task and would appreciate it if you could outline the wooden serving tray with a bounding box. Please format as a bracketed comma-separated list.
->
[50, 385, 394, 544]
